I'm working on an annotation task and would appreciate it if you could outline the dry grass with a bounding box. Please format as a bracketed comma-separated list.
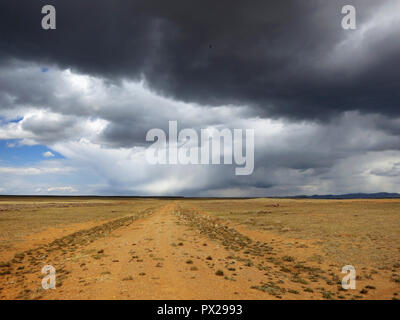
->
[0, 198, 398, 300]
[180, 198, 400, 268]
[0, 197, 164, 253]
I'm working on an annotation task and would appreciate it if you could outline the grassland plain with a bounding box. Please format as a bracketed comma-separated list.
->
[0, 197, 399, 300]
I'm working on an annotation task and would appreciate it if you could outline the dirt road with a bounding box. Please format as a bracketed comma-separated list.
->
[0, 202, 398, 299]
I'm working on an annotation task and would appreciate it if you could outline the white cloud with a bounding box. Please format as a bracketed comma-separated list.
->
[0, 166, 73, 175]
[1, 63, 400, 196]
[43, 151, 55, 157]
[47, 186, 78, 193]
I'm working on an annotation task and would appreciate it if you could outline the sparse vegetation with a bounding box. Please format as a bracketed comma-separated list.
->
[0, 197, 398, 300]
[251, 281, 286, 297]
[215, 269, 224, 276]
[322, 291, 334, 300]
[282, 255, 295, 262]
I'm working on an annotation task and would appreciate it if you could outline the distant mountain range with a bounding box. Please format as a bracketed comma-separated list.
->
[291, 192, 400, 199]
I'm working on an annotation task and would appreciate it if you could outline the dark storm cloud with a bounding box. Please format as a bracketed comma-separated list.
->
[1, 0, 399, 120]
[371, 162, 400, 177]
[2, 0, 400, 197]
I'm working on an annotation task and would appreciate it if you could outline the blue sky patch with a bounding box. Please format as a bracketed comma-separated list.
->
[0, 116, 23, 125]
[0, 140, 64, 166]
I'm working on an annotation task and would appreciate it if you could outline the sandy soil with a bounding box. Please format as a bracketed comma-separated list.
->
[0, 201, 398, 300]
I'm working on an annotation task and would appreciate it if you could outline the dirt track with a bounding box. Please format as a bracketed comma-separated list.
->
[0, 202, 398, 299]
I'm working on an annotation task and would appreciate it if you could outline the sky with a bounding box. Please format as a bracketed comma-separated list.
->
[0, 0, 400, 196]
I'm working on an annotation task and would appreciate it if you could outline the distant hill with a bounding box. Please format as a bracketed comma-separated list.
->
[291, 192, 400, 199]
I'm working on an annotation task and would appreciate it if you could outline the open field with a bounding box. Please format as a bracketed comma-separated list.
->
[0, 197, 399, 300]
